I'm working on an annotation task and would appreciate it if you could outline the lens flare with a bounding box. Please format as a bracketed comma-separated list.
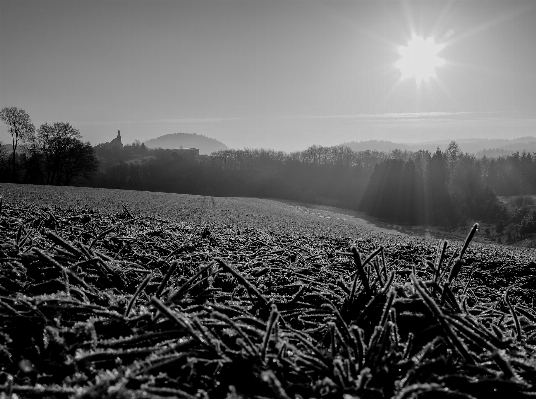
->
[396, 33, 446, 84]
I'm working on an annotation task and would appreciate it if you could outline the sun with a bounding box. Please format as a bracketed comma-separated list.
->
[396, 33, 446, 84]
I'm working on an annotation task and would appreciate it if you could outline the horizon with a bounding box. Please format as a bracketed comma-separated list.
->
[2, 0, 536, 152]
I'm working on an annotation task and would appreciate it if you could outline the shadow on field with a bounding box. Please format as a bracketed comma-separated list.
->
[277, 199, 474, 242]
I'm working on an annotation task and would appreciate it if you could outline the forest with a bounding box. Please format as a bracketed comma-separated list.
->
[87, 141, 536, 241]
[90, 144, 386, 209]
[360, 144, 536, 240]
[0, 108, 98, 186]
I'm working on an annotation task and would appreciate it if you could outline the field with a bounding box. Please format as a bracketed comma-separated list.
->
[1, 183, 536, 398]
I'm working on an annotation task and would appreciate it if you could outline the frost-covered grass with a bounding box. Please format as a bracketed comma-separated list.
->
[1, 183, 536, 398]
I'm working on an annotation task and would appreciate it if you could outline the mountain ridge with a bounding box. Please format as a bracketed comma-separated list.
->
[340, 137, 536, 157]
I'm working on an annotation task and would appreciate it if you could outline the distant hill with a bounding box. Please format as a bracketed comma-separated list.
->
[341, 137, 536, 157]
[475, 142, 536, 158]
[341, 140, 414, 153]
[144, 133, 227, 155]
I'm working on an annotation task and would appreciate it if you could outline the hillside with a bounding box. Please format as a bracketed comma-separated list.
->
[342, 137, 536, 156]
[144, 132, 227, 155]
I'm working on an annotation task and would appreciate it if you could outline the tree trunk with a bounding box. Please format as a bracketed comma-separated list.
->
[11, 134, 17, 182]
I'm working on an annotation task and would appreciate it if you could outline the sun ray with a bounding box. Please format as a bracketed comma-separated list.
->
[444, 3, 535, 47]
[432, 75, 460, 111]
[379, 1, 534, 115]
[430, 1, 454, 38]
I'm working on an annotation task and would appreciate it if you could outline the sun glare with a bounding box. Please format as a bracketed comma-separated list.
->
[396, 33, 446, 84]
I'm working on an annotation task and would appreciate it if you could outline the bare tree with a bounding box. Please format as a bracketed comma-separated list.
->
[32, 122, 98, 185]
[0, 107, 35, 181]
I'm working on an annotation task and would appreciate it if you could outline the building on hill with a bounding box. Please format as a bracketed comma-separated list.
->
[170, 148, 199, 157]
[109, 129, 123, 150]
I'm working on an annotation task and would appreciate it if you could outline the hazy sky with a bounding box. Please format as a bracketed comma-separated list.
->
[1, 0, 536, 152]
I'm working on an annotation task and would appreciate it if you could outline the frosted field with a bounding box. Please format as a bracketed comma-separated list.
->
[1, 183, 536, 398]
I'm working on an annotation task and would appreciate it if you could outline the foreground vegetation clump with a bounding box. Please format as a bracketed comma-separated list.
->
[1, 189, 536, 398]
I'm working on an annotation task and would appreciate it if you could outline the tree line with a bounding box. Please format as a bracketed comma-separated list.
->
[90, 146, 390, 209]
[360, 145, 508, 226]
[91, 141, 536, 237]
[3, 106, 536, 239]
[0, 107, 98, 185]
[360, 142, 536, 241]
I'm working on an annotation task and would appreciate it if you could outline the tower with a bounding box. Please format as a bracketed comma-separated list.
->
[109, 128, 123, 150]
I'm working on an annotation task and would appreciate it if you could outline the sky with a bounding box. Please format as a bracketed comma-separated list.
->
[1, 0, 536, 152]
